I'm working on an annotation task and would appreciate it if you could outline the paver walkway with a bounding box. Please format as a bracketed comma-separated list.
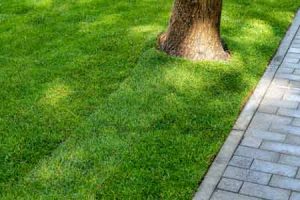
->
[194, 10, 300, 200]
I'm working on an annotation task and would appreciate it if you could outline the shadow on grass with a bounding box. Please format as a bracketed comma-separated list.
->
[0, 0, 300, 199]
[0, 0, 171, 193]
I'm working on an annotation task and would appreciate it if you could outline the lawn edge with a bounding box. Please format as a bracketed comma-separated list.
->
[193, 9, 300, 200]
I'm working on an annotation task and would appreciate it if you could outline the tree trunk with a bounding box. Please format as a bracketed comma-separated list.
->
[159, 0, 228, 61]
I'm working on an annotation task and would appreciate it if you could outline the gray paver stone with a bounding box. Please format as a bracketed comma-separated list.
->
[285, 134, 300, 145]
[210, 190, 261, 200]
[235, 146, 280, 162]
[271, 124, 300, 136]
[258, 105, 278, 114]
[290, 48, 300, 53]
[229, 156, 253, 169]
[250, 159, 297, 177]
[223, 166, 271, 184]
[261, 98, 298, 109]
[245, 128, 286, 142]
[278, 108, 300, 118]
[240, 182, 290, 200]
[241, 137, 262, 148]
[278, 67, 295, 73]
[290, 192, 300, 200]
[289, 80, 300, 89]
[270, 175, 300, 191]
[279, 154, 300, 167]
[261, 141, 300, 156]
[217, 178, 243, 192]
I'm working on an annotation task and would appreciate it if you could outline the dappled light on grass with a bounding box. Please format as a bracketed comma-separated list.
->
[0, 0, 300, 199]
[239, 20, 274, 44]
[39, 81, 71, 107]
[164, 65, 204, 92]
[27, 0, 53, 8]
[130, 25, 164, 34]
[11, 50, 248, 198]
[79, 14, 121, 34]
[0, 0, 171, 197]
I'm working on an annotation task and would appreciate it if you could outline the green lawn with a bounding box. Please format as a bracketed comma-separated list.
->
[0, 0, 299, 199]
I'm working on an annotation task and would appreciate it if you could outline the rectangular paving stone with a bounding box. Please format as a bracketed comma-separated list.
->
[285, 57, 300, 64]
[261, 98, 298, 109]
[258, 105, 278, 114]
[286, 52, 300, 59]
[284, 93, 300, 102]
[272, 78, 290, 87]
[267, 113, 294, 125]
[240, 182, 290, 200]
[290, 48, 300, 53]
[265, 86, 285, 99]
[293, 40, 300, 44]
[289, 80, 300, 89]
[241, 137, 262, 148]
[293, 118, 300, 126]
[276, 73, 300, 81]
[279, 154, 300, 167]
[278, 67, 295, 73]
[223, 166, 271, 184]
[295, 69, 300, 75]
[291, 43, 300, 48]
[248, 114, 273, 130]
[248, 113, 292, 130]
[290, 192, 300, 200]
[217, 178, 243, 192]
[281, 62, 300, 68]
[246, 128, 286, 142]
[270, 124, 300, 136]
[278, 108, 300, 118]
[261, 141, 300, 157]
[250, 159, 297, 177]
[229, 156, 253, 169]
[210, 190, 261, 200]
[270, 175, 300, 191]
[286, 58, 299, 64]
[293, 45, 300, 49]
[285, 134, 300, 145]
[292, 43, 300, 47]
[235, 146, 280, 162]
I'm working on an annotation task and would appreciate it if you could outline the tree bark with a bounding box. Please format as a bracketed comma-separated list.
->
[159, 0, 228, 61]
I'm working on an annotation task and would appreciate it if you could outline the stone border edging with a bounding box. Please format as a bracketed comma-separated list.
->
[193, 9, 300, 200]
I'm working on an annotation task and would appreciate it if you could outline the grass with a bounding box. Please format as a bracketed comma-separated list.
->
[0, 0, 299, 199]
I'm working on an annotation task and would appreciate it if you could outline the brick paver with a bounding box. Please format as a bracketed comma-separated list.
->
[195, 12, 300, 200]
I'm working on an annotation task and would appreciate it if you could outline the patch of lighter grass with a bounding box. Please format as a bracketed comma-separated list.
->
[240, 19, 274, 43]
[27, 0, 52, 8]
[39, 81, 71, 107]
[164, 67, 203, 92]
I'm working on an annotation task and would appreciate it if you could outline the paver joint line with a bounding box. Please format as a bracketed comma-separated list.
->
[194, 9, 300, 200]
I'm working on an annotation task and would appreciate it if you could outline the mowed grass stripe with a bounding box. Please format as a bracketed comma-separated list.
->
[0, 0, 169, 193]
[1, 0, 300, 199]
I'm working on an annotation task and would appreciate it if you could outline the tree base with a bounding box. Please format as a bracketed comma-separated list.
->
[158, 32, 230, 61]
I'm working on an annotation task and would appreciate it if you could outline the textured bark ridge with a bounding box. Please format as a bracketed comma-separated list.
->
[159, 0, 229, 61]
